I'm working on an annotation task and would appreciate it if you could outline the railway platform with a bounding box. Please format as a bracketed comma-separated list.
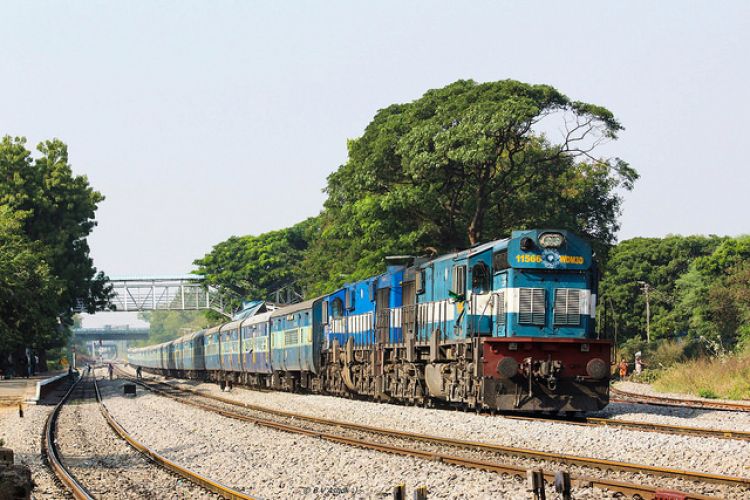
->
[0, 372, 68, 406]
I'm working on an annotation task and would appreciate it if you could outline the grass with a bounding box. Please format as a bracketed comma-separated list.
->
[653, 350, 750, 400]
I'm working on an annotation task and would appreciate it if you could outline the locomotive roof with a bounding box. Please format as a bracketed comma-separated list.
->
[423, 237, 509, 266]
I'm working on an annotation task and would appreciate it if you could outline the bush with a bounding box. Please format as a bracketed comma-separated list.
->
[630, 369, 663, 384]
[654, 349, 750, 400]
[649, 339, 688, 368]
[698, 388, 719, 399]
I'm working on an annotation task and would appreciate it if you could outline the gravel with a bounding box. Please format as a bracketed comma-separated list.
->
[103, 376, 605, 499]
[596, 381, 750, 431]
[0, 388, 70, 499]
[134, 371, 750, 481]
[55, 372, 216, 499]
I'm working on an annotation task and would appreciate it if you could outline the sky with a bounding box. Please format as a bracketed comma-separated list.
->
[2, 1, 749, 288]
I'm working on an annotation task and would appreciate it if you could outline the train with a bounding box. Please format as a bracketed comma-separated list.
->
[128, 229, 611, 412]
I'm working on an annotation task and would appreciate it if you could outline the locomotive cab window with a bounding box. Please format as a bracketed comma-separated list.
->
[471, 263, 490, 294]
[493, 251, 509, 272]
[331, 297, 344, 318]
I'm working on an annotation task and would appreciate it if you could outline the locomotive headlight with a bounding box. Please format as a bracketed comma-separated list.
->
[539, 232, 565, 248]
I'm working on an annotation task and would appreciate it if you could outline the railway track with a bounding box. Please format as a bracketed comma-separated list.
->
[122, 368, 749, 499]
[43, 370, 256, 500]
[505, 413, 750, 441]
[43, 372, 94, 499]
[611, 386, 750, 413]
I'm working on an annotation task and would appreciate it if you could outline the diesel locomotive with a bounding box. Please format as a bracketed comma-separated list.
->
[128, 229, 611, 412]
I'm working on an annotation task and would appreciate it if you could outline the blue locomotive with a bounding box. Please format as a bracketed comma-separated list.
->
[128, 229, 611, 412]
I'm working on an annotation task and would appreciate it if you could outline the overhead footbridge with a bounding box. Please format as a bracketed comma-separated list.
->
[72, 327, 150, 341]
[76, 275, 235, 318]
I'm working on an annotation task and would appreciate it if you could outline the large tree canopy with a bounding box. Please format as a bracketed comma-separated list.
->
[0, 136, 109, 350]
[673, 236, 750, 348]
[194, 218, 317, 307]
[599, 236, 725, 343]
[302, 79, 637, 294]
[0, 207, 62, 352]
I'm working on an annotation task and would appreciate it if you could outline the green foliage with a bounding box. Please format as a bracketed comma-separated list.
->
[673, 237, 750, 348]
[134, 310, 215, 346]
[698, 388, 719, 399]
[602, 234, 750, 353]
[654, 349, 750, 400]
[194, 218, 317, 304]
[0, 207, 62, 352]
[302, 79, 636, 294]
[0, 135, 109, 352]
[599, 235, 724, 343]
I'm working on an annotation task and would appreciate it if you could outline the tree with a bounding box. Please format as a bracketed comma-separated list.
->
[0, 206, 62, 352]
[599, 235, 724, 344]
[302, 79, 637, 294]
[194, 217, 316, 305]
[708, 263, 750, 347]
[0, 136, 110, 348]
[672, 236, 750, 348]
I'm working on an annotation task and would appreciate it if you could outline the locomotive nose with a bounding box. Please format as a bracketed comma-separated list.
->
[586, 358, 608, 379]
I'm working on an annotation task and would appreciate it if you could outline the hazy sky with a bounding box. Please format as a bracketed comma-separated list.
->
[3, 1, 749, 283]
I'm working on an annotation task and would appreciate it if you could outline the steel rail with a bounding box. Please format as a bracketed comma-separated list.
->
[42, 372, 95, 500]
[128, 373, 750, 486]
[503, 413, 750, 441]
[611, 387, 750, 413]
[92, 375, 256, 500]
[585, 416, 750, 440]
[122, 372, 736, 500]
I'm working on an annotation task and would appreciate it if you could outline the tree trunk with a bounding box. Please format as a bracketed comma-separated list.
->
[38, 349, 49, 373]
[467, 181, 488, 245]
[468, 166, 491, 246]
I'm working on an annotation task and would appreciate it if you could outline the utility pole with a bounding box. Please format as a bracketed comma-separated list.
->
[637, 281, 651, 343]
